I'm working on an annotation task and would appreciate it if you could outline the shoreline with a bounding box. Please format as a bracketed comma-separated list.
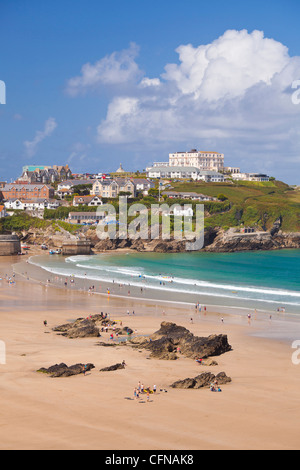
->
[13, 255, 300, 344]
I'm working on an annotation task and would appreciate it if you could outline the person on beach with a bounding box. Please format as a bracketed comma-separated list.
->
[43, 320, 47, 327]
[153, 385, 157, 393]
[147, 391, 150, 402]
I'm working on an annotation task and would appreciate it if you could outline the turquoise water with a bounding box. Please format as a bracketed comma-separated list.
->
[30, 249, 300, 314]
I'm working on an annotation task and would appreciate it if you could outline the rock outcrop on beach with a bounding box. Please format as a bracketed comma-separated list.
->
[53, 314, 133, 339]
[37, 363, 95, 377]
[100, 363, 125, 372]
[53, 317, 101, 338]
[129, 322, 232, 360]
[171, 371, 232, 389]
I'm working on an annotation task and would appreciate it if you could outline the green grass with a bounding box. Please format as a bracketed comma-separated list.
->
[171, 180, 300, 232]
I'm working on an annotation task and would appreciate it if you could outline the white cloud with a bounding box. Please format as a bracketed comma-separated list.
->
[139, 77, 161, 88]
[162, 30, 290, 101]
[24, 117, 57, 157]
[66, 43, 143, 96]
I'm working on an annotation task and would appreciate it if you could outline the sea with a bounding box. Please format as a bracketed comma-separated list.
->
[29, 249, 300, 316]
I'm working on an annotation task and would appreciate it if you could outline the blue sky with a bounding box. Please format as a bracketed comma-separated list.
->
[0, 0, 300, 183]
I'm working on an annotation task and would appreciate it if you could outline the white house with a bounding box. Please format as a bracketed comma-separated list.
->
[4, 198, 59, 211]
[231, 173, 270, 182]
[132, 178, 155, 195]
[146, 166, 224, 182]
[73, 195, 103, 207]
[147, 166, 201, 180]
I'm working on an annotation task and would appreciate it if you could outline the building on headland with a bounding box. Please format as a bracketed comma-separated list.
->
[162, 191, 217, 202]
[1, 184, 55, 201]
[223, 167, 241, 174]
[169, 149, 224, 172]
[231, 173, 270, 182]
[115, 163, 126, 174]
[146, 166, 225, 182]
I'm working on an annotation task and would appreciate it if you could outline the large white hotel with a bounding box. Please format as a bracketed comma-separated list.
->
[168, 149, 224, 172]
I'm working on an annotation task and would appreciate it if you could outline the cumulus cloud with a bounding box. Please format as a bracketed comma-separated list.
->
[162, 29, 290, 101]
[24, 117, 57, 157]
[65, 42, 143, 96]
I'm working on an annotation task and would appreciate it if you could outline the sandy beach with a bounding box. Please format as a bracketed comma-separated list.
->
[0, 255, 300, 450]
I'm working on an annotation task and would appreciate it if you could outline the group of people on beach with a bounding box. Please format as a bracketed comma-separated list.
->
[134, 382, 157, 402]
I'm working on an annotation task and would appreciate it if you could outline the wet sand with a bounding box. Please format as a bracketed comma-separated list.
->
[0, 256, 300, 450]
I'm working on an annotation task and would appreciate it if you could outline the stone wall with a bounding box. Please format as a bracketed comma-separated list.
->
[0, 234, 21, 256]
[62, 240, 92, 256]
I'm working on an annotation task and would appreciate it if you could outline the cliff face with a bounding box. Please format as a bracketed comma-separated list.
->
[203, 231, 300, 252]
[20, 225, 300, 254]
[90, 230, 300, 253]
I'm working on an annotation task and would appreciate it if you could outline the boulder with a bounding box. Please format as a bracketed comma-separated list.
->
[37, 363, 95, 378]
[52, 314, 125, 339]
[171, 372, 231, 389]
[100, 363, 125, 372]
[139, 322, 232, 360]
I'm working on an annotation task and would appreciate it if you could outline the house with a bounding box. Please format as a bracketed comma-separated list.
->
[162, 191, 217, 201]
[146, 166, 225, 182]
[91, 178, 136, 198]
[4, 198, 59, 211]
[17, 165, 72, 185]
[146, 166, 201, 180]
[55, 188, 74, 199]
[68, 212, 105, 225]
[196, 171, 225, 183]
[1, 184, 55, 201]
[131, 178, 155, 195]
[73, 195, 103, 207]
[231, 173, 270, 182]
[57, 179, 95, 191]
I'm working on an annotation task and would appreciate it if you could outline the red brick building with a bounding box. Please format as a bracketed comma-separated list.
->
[1, 184, 54, 201]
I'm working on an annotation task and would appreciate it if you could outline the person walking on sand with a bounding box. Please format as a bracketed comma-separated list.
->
[153, 384, 157, 393]
[147, 391, 150, 402]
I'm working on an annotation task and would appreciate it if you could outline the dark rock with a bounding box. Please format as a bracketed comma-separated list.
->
[100, 363, 125, 372]
[171, 372, 231, 389]
[37, 363, 95, 378]
[52, 314, 121, 339]
[141, 322, 232, 360]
